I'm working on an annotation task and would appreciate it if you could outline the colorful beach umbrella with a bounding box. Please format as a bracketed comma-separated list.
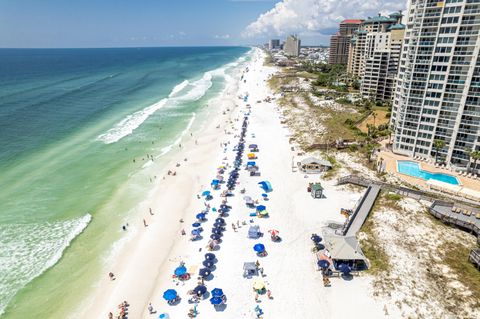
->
[253, 243, 265, 253]
[174, 266, 187, 277]
[202, 191, 211, 196]
[163, 289, 177, 301]
[192, 222, 201, 227]
[211, 288, 224, 297]
[253, 280, 265, 290]
[311, 234, 322, 243]
[268, 229, 279, 236]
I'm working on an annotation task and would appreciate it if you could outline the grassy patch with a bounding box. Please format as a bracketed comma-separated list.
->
[359, 208, 391, 276]
[322, 153, 341, 180]
[439, 243, 480, 307]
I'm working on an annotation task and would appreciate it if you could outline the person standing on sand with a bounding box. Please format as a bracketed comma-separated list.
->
[108, 272, 115, 280]
[143, 219, 147, 227]
[149, 208, 154, 215]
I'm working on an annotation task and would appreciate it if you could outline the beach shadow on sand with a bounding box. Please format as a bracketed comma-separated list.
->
[214, 304, 227, 312]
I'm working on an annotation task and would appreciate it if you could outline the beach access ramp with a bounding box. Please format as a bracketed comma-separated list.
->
[343, 185, 381, 236]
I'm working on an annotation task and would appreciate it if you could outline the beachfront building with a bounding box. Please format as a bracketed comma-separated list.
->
[329, 19, 363, 65]
[284, 35, 301, 57]
[321, 235, 368, 271]
[361, 23, 405, 101]
[269, 39, 281, 51]
[390, 0, 480, 169]
[298, 157, 332, 173]
[346, 12, 404, 102]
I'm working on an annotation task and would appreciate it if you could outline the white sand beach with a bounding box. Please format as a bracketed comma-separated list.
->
[80, 48, 390, 319]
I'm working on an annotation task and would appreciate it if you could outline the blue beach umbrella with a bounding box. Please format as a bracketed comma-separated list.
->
[261, 193, 268, 198]
[199, 268, 211, 277]
[338, 263, 351, 274]
[256, 205, 266, 212]
[213, 222, 223, 228]
[163, 289, 177, 301]
[311, 234, 322, 243]
[203, 260, 214, 268]
[210, 234, 221, 240]
[191, 229, 201, 236]
[212, 229, 223, 235]
[192, 222, 201, 227]
[196, 213, 206, 220]
[211, 288, 224, 297]
[202, 191, 211, 196]
[210, 297, 223, 305]
[317, 260, 330, 269]
[193, 285, 207, 295]
[174, 266, 187, 276]
[215, 218, 225, 224]
[253, 243, 265, 253]
[205, 253, 215, 260]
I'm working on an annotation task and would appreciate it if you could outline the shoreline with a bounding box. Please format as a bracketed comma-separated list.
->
[75, 50, 252, 318]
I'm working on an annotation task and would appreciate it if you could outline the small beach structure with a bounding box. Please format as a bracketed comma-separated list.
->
[243, 196, 254, 207]
[298, 157, 332, 174]
[322, 235, 368, 271]
[249, 144, 259, 152]
[248, 225, 261, 239]
[309, 183, 324, 199]
[243, 262, 259, 277]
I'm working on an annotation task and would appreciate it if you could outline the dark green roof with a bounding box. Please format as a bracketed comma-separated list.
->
[389, 23, 406, 30]
[389, 12, 403, 17]
[364, 15, 397, 24]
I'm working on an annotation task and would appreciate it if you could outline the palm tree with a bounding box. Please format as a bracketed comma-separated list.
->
[433, 139, 445, 163]
[372, 111, 378, 127]
[466, 150, 480, 173]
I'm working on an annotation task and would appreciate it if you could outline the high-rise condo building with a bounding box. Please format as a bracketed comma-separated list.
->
[391, 0, 480, 169]
[329, 20, 363, 64]
[347, 13, 404, 101]
[284, 35, 301, 57]
[269, 39, 280, 50]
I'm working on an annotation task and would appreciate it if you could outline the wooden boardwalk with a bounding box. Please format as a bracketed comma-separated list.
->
[337, 175, 480, 240]
[343, 185, 381, 236]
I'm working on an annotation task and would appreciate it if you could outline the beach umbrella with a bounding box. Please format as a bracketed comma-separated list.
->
[253, 243, 265, 253]
[247, 161, 256, 166]
[193, 285, 207, 296]
[174, 266, 187, 277]
[202, 191, 211, 197]
[196, 213, 206, 220]
[192, 222, 201, 227]
[191, 229, 201, 236]
[252, 280, 265, 290]
[212, 229, 223, 235]
[338, 263, 351, 274]
[211, 288, 224, 297]
[203, 260, 214, 268]
[213, 222, 223, 228]
[163, 289, 177, 301]
[258, 210, 268, 216]
[205, 253, 215, 261]
[210, 297, 223, 305]
[261, 193, 268, 198]
[318, 260, 330, 269]
[210, 234, 221, 240]
[311, 234, 322, 243]
[256, 205, 266, 212]
[243, 196, 252, 201]
[268, 229, 279, 236]
[249, 144, 257, 149]
[199, 268, 211, 277]
[215, 218, 225, 224]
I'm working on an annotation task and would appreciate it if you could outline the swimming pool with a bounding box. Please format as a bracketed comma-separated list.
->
[397, 160, 460, 185]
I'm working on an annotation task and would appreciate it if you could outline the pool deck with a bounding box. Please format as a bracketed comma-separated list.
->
[378, 148, 480, 192]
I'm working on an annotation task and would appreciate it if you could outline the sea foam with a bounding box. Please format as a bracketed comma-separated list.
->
[0, 214, 91, 315]
[97, 68, 223, 144]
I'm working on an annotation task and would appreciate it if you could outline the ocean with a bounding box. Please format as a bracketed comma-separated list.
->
[0, 46, 249, 318]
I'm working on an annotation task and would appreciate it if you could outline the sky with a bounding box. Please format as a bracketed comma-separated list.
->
[0, 0, 407, 48]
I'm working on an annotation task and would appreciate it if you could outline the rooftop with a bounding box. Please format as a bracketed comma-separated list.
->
[341, 19, 364, 24]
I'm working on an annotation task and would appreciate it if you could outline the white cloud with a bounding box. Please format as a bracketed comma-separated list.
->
[243, 0, 406, 37]
[215, 34, 231, 39]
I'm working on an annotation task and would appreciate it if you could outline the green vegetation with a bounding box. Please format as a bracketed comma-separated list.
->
[433, 139, 446, 163]
[322, 154, 341, 180]
[466, 150, 480, 173]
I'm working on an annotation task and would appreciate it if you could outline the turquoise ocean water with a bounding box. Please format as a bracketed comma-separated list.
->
[0, 46, 249, 318]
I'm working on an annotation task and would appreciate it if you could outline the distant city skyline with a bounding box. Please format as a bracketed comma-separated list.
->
[0, 0, 406, 48]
